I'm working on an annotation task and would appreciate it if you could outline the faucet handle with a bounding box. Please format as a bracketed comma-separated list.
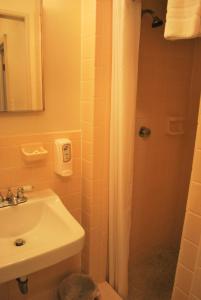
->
[17, 187, 24, 198]
[6, 188, 18, 205]
[0, 192, 5, 203]
[17, 187, 27, 203]
[6, 188, 14, 200]
[0, 193, 5, 208]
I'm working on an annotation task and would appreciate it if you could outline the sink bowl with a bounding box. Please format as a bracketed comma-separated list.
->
[0, 189, 85, 283]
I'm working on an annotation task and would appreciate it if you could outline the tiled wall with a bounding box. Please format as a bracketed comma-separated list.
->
[81, 0, 112, 282]
[172, 104, 201, 299]
[0, 131, 82, 300]
[130, 0, 201, 264]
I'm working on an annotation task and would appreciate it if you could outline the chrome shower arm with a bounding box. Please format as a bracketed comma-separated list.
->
[141, 9, 154, 17]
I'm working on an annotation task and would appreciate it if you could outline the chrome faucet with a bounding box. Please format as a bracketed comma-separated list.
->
[0, 192, 5, 207]
[16, 187, 27, 203]
[6, 188, 18, 206]
[0, 187, 27, 208]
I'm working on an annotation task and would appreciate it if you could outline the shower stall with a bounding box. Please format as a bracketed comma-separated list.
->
[128, 0, 201, 299]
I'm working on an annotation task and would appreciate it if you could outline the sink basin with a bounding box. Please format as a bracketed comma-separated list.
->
[0, 189, 85, 283]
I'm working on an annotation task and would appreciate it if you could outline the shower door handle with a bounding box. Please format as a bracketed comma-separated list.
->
[139, 127, 151, 138]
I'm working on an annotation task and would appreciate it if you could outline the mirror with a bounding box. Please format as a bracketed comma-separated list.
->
[0, 0, 43, 112]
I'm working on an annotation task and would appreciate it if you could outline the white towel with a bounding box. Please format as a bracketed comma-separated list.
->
[164, 0, 201, 40]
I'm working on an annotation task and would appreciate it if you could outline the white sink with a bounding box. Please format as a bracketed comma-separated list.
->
[0, 189, 85, 283]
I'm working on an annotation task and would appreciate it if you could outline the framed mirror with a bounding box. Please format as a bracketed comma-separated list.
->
[0, 0, 43, 112]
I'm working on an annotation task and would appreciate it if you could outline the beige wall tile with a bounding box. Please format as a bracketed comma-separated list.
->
[82, 36, 96, 60]
[0, 130, 82, 298]
[191, 268, 201, 298]
[81, 101, 94, 124]
[81, 122, 94, 142]
[195, 125, 201, 150]
[179, 240, 198, 271]
[72, 139, 81, 159]
[175, 264, 193, 295]
[94, 100, 107, 126]
[81, 81, 94, 100]
[82, 160, 93, 180]
[82, 141, 93, 161]
[172, 287, 188, 300]
[192, 150, 201, 182]
[183, 213, 201, 245]
[61, 193, 81, 211]
[188, 182, 201, 216]
[82, 60, 95, 81]
[82, 178, 94, 198]
[189, 295, 200, 300]
[197, 247, 201, 267]
[70, 209, 82, 223]
[81, 0, 111, 282]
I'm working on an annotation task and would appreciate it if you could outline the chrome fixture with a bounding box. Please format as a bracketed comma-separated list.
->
[16, 187, 27, 202]
[0, 187, 27, 208]
[6, 188, 18, 206]
[139, 126, 151, 138]
[15, 238, 26, 247]
[17, 277, 29, 294]
[0, 192, 4, 203]
[142, 9, 163, 28]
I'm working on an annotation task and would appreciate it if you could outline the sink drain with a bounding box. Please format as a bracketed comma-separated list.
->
[15, 239, 26, 247]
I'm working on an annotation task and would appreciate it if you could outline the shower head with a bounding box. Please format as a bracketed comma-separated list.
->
[142, 9, 163, 28]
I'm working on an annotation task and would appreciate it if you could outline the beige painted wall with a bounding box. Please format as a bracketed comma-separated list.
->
[0, 0, 81, 134]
